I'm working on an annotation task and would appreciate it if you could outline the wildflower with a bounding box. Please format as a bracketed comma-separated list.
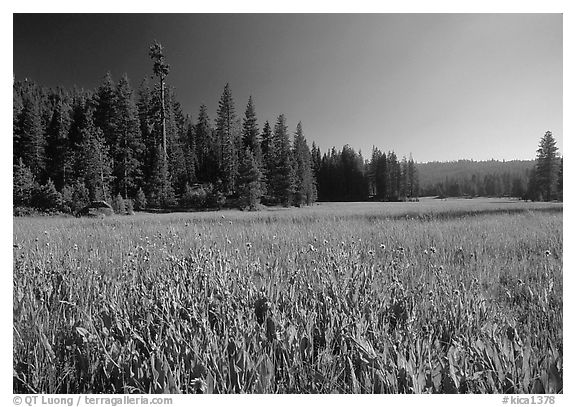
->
[368, 250, 374, 256]
[430, 246, 436, 254]
[323, 239, 328, 245]
[226, 239, 231, 244]
[453, 289, 460, 296]
[380, 243, 386, 249]
[545, 250, 551, 257]
[424, 249, 428, 255]
[246, 242, 252, 249]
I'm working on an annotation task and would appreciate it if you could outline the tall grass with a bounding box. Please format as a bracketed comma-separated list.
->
[13, 200, 562, 393]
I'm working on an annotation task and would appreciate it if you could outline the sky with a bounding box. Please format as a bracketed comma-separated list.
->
[13, 13, 562, 162]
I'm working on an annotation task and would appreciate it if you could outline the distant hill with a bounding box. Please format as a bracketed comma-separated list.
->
[416, 159, 534, 189]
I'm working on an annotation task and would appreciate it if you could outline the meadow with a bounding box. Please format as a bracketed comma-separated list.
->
[12, 198, 563, 394]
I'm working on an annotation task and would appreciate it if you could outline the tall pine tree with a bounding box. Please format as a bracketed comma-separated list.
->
[114, 74, 144, 198]
[215, 83, 239, 194]
[535, 131, 560, 201]
[241, 96, 262, 165]
[292, 122, 317, 206]
[271, 114, 296, 206]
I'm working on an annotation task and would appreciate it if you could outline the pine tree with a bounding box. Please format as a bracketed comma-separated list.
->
[400, 156, 409, 200]
[194, 104, 217, 182]
[14, 158, 37, 207]
[241, 96, 262, 164]
[260, 120, 272, 161]
[137, 78, 156, 184]
[164, 88, 188, 195]
[33, 178, 63, 211]
[134, 187, 147, 210]
[271, 114, 296, 206]
[292, 122, 317, 206]
[114, 74, 144, 198]
[79, 110, 113, 201]
[535, 131, 560, 201]
[215, 83, 238, 194]
[407, 154, 418, 198]
[18, 95, 46, 179]
[149, 41, 170, 161]
[387, 151, 400, 201]
[147, 144, 175, 208]
[557, 157, 563, 201]
[94, 72, 117, 151]
[237, 148, 264, 210]
[184, 116, 197, 184]
[45, 93, 72, 189]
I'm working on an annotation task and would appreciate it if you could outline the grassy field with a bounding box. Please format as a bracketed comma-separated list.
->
[13, 198, 563, 394]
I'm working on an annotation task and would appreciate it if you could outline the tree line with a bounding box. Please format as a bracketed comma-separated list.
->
[416, 132, 562, 201]
[13, 42, 320, 213]
[12, 41, 423, 214]
[13, 41, 558, 214]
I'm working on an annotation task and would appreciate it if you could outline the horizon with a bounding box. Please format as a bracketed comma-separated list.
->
[13, 14, 562, 162]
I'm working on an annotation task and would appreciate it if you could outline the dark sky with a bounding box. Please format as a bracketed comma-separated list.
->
[13, 13, 562, 162]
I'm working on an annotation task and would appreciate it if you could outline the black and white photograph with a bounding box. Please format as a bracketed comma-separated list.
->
[9, 6, 568, 403]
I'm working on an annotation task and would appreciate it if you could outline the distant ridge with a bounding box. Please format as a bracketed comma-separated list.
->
[416, 159, 535, 190]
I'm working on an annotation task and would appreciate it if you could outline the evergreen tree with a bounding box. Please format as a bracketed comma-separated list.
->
[79, 110, 113, 201]
[114, 74, 144, 198]
[94, 72, 117, 151]
[400, 156, 409, 200]
[237, 148, 264, 211]
[535, 131, 560, 201]
[271, 114, 296, 206]
[260, 121, 272, 161]
[292, 122, 317, 206]
[147, 144, 175, 208]
[165, 88, 188, 195]
[13, 158, 37, 207]
[195, 104, 217, 182]
[184, 116, 197, 184]
[386, 151, 401, 201]
[311, 142, 322, 181]
[61, 180, 90, 213]
[215, 83, 239, 194]
[241, 96, 262, 164]
[137, 78, 157, 184]
[407, 154, 418, 198]
[45, 94, 72, 189]
[557, 157, 563, 201]
[33, 179, 63, 211]
[18, 95, 46, 179]
[134, 187, 147, 211]
[149, 41, 170, 161]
